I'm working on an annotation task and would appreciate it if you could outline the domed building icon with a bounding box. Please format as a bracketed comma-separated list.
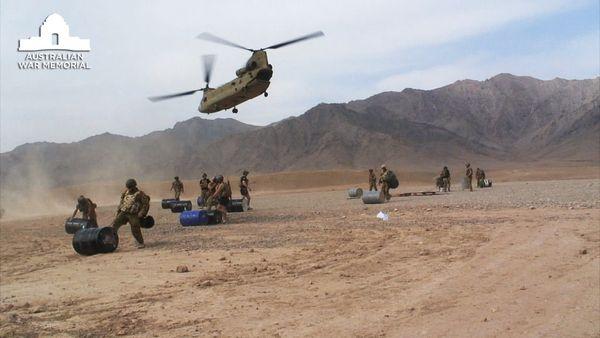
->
[18, 13, 90, 51]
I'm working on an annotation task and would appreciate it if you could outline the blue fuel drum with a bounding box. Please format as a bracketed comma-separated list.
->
[180, 210, 222, 226]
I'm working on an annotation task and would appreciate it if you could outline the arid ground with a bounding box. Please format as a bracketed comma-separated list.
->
[0, 169, 599, 337]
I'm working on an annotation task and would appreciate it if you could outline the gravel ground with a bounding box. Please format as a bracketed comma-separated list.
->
[0, 178, 598, 337]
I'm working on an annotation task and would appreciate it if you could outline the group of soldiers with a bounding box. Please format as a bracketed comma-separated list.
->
[70, 163, 489, 249]
[71, 178, 150, 248]
[367, 165, 394, 201]
[464, 163, 487, 191]
[435, 163, 487, 192]
[364, 162, 488, 197]
[70, 171, 253, 249]
[179, 170, 252, 209]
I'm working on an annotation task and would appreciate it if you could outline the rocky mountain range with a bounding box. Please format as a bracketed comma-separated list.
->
[1, 73, 598, 190]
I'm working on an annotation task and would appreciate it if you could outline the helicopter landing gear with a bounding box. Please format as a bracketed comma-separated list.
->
[232, 107, 238, 114]
[264, 92, 269, 97]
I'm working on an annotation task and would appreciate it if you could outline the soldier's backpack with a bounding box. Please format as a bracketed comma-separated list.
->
[386, 170, 399, 189]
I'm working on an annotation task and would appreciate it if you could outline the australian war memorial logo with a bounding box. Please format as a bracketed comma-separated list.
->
[17, 13, 90, 70]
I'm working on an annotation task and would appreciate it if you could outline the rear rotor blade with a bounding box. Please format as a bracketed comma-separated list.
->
[197, 32, 254, 52]
[263, 31, 324, 50]
[202, 54, 215, 85]
[148, 89, 204, 102]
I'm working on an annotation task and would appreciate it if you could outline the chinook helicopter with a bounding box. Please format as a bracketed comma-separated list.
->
[149, 31, 324, 114]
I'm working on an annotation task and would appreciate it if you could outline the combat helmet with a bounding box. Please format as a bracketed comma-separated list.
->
[125, 178, 137, 189]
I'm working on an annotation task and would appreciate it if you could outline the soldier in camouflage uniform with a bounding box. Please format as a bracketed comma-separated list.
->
[240, 170, 252, 210]
[170, 176, 184, 200]
[440, 166, 451, 192]
[479, 168, 487, 187]
[111, 179, 150, 249]
[379, 165, 392, 201]
[211, 175, 231, 224]
[465, 163, 473, 192]
[70, 195, 98, 226]
[198, 173, 211, 208]
[205, 177, 218, 210]
[368, 169, 377, 191]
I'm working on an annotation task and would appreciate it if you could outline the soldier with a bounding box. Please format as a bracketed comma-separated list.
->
[70, 195, 98, 226]
[170, 176, 184, 200]
[379, 165, 392, 201]
[480, 168, 488, 187]
[211, 175, 231, 224]
[475, 168, 482, 188]
[440, 166, 451, 192]
[368, 169, 377, 191]
[111, 179, 150, 249]
[240, 170, 252, 210]
[465, 163, 473, 192]
[205, 176, 218, 210]
[198, 173, 211, 208]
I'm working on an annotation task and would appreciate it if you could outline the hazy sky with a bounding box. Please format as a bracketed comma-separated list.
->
[1, 0, 598, 152]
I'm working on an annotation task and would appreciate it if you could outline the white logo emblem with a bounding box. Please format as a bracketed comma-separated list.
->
[18, 13, 90, 52]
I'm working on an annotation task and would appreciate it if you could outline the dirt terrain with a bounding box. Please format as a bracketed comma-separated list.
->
[0, 177, 599, 337]
[1, 165, 598, 221]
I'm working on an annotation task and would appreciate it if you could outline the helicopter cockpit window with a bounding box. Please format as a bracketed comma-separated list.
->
[246, 61, 257, 71]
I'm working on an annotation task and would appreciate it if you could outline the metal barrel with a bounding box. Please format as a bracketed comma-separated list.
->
[170, 200, 193, 213]
[161, 198, 179, 209]
[65, 218, 97, 234]
[362, 190, 385, 204]
[140, 215, 155, 229]
[347, 188, 363, 198]
[227, 199, 248, 212]
[72, 227, 119, 256]
[180, 210, 222, 226]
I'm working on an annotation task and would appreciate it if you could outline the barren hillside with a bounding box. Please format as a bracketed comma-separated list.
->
[1, 74, 598, 192]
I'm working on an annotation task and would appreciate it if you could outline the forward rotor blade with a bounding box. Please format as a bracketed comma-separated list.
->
[148, 89, 203, 102]
[263, 31, 324, 50]
[202, 54, 215, 85]
[197, 32, 253, 52]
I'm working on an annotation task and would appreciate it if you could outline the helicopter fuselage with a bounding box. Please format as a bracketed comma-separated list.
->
[199, 50, 273, 113]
